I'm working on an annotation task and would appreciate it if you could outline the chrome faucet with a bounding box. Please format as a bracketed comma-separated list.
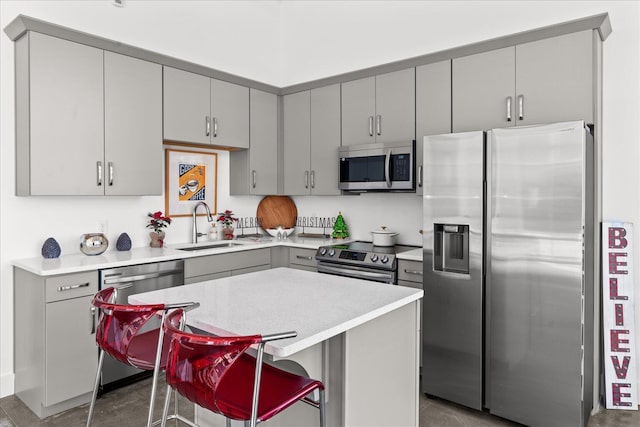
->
[192, 202, 214, 243]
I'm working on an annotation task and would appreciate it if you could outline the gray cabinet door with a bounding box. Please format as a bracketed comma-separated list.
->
[163, 66, 211, 145]
[249, 89, 278, 194]
[341, 76, 376, 146]
[416, 61, 452, 195]
[28, 32, 104, 195]
[211, 79, 250, 149]
[516, 30, 593, 126]
[375, 68, 416, 144]
[104, 52, 162, 195]
[45, 295, 97, 406]
[310, 84, 341, 195]
[283, 91, 311, 195]
[452, 47, 515, 132]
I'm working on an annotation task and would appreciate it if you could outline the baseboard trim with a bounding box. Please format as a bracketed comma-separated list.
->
[1, 372, 15, 398]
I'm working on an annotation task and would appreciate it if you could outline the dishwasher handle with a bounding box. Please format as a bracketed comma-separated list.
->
[102, 269, 183, 285]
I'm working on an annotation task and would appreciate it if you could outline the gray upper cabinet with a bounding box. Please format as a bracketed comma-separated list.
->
[283, 84, 341, 195]
[15, 32, 162, 196]
[104, 52, 163, 195]
[229, 89, 277, 195]
[341, 68, 416, 146]
[416, 60, 452, 195]
[453, 30, 594, 132]
[163, 66, 249, 149]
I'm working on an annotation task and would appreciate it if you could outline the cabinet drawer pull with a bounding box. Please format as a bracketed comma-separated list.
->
[108, 162, 114, 186]
[506, 96, 512, 122]
[368, 116, 374, 136]
[252, 170, 257, 188]
[310, 170, 315, 189]
[296, 255, 313, 261]
[404, 269, 423, 276]
[205, 116, 210, 136]
[97, 161, 103, 186]
[418, 165, 423, 188]
[376, 115, 382, 135]
[304, 171, 309, 189]
[57, 282, 90, 292]
[90, 306, 96, 334]
[518, 95, 524, 120]
[213, 117, 218, 137]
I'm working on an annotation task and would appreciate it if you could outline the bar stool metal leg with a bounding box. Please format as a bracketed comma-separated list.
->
[86, 350, 105, 427]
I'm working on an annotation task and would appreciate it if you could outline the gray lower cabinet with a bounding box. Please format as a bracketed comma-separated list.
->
[341, 68, 415, 146]
[184, 248, 271, 283]
[283, 84, 341, 195]
[230, 89, 278, 195]
[397, 259, 424, 366]
[163, 66, 249, 149]
[416, 60, 452, 196]
[453, 30, 594, 132]
[14, 268, 99, 418]
[287, 247, 318, 272]
[14, 32, 162, 196]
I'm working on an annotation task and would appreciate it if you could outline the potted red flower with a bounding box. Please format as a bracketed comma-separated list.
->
[146, 211, 171, 247]
[217, 210, 238, 240]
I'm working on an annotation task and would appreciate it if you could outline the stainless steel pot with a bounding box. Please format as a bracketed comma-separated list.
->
[371, 227, 398, 246]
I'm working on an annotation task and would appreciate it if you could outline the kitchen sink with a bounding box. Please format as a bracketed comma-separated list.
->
[175, 242, 246, 251]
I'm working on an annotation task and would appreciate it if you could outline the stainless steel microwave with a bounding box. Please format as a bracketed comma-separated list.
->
[339, 140, 416, 192]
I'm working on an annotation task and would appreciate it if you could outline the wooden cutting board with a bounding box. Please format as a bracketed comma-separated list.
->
[256, 196, 297, 229]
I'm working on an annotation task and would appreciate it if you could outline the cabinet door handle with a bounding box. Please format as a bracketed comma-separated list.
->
[108, 162, 114, 186]
[252, 170, 257, 188]
[404, 269, 423, 276]
[418, 165, 423, 188]
[57, 282, 90, 292]
[518, 95, 524, 120]
[205, 116, 210, 136]
[213, 117, 218, 137]
[304, 171, 309, 189]
[310, 170, 315, 189]
[297, 255, 313, 260]
[376, 115, 382, 135]
[506, 96, 512, 122]
[96, 161, 103, 186]
[90, 306, 96, 334]
[368, 116, 374, 136]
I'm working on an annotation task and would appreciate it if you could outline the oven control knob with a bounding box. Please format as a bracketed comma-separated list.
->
[328, 249, 335, 257]
[370, 254, 379, 262]
[380, 256, 389, 264]
[319, 248, 327, 256]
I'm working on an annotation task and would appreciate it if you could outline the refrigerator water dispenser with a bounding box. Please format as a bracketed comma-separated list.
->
[434, 224, 469, 274]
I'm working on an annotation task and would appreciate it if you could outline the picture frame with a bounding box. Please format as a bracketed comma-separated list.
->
[165, 148, 217, 218]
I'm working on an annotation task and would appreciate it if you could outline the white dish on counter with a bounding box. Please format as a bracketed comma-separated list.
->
[265, 228, 295, 237]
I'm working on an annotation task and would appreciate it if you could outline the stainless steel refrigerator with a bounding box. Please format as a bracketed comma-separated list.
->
[422, 121, 596, 427]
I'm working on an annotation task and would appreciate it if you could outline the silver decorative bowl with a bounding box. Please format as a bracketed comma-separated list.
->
[80, 233, 109, 256]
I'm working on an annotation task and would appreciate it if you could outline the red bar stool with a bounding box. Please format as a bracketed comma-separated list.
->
[160, 308, 326, 427]
[86, 287, 199, 427]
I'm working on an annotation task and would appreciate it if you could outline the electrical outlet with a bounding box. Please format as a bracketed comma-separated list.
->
[98, 220, 108, 234]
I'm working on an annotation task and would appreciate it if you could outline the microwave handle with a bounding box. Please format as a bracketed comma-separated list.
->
[385, 149, 392, 188]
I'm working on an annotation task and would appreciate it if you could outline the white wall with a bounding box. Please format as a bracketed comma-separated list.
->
[1, 0, 638, 404]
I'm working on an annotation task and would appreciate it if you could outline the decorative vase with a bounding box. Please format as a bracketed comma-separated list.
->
[222, 226, 234, 240]
[41, 237, 62, 259]
[116, 232, 132, 251]
[80, 233, 109, 256]
[149, 231, 165, 248]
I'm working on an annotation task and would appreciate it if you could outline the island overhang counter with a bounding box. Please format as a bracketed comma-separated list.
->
[129, 267, 423, 427]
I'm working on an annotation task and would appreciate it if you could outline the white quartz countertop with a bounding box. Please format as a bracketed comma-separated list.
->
[397, 248, 423, 262]
[129, 267, 423, 357]
[12, 236, 351, 276]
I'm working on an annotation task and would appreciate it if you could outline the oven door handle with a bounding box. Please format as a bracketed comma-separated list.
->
[317, 263, 394, 283]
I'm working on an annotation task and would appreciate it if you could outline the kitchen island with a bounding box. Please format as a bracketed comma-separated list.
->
[130, 267, 423, 427]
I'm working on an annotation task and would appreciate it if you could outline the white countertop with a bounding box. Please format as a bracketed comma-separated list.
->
[397, 248, 423, 262]
[129, 267, 423, 357]
[12, 236, 350, 276]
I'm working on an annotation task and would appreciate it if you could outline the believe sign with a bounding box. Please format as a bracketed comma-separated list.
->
[603, 222, 637, 409]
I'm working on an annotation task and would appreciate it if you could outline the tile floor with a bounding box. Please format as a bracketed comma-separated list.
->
[1, 377, 639, 426]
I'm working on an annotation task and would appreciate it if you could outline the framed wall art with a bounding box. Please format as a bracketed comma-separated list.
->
[165, 148, 217, 217]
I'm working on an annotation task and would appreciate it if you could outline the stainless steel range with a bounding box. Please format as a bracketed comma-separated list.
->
[315, 241, 413, 284]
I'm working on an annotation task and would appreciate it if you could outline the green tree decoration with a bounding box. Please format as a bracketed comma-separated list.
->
[332, 211, 349, 239]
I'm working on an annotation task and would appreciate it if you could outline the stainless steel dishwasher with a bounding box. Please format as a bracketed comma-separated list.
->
[98, 260, 184, 391]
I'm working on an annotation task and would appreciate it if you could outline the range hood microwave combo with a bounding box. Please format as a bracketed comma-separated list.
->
[339, 140, 416, 192]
